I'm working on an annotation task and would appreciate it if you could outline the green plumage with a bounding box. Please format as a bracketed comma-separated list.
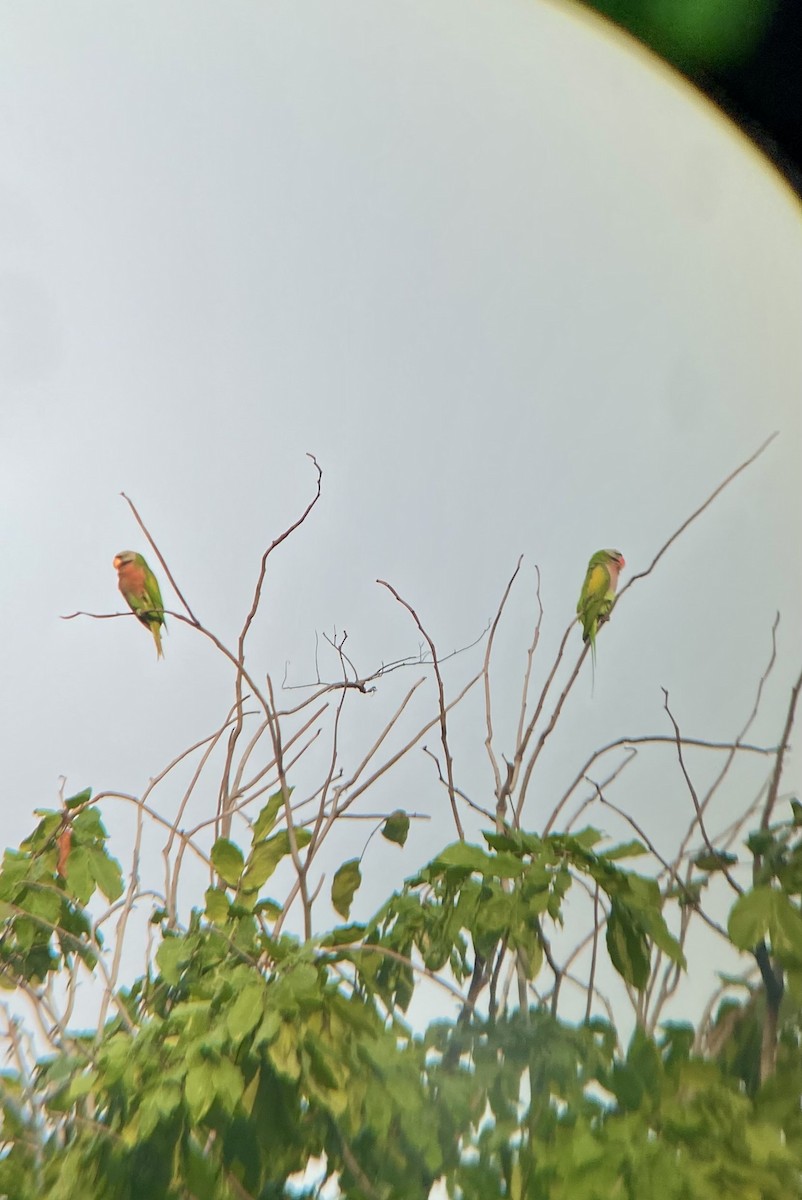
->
[114, 551, 166, 658]
[576, 548, 625, 673]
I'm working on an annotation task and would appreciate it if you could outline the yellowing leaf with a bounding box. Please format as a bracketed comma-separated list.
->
[226, 983, 265, 1044]
[252, 791, 286, 842]
[332, 858, 362, 919]
[211, 838, 244, 887]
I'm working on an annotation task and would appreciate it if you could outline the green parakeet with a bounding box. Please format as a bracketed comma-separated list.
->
[576, 549, 625, 668]
[113, 550, 166, 658]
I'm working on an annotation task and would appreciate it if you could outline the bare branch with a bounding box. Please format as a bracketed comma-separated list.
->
[595, 791, 727, 940]
[120, 492, 200, 624]
[760, 661, 802, 834]
[674, 613, 781, 865]
[97, 788, 145, 1034]
[663, 689, 742, 895]
[546, 733, 773, 838]
[585, 883, 600, 1023]
[616, 432, 779, 602]
[377, 580, 464, 840]
[243, 454, 322, 646]
[482, 556, 525, 804]
[514, 631, 588, 824]
[514, 567, 545, 771]
[423, 746, 496, 823]
[221, 454, 323, 835]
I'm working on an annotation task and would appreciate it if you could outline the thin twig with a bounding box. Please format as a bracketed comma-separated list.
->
[378, 580, 465, 840]
[585, 883, 600, 1023]
[120, 492, 201, 624]
[674, 613, 781, 866]
[663, 689, 743, 895]
[616, 432, 779, 603]
[482, 557, 525, 806]
[760, 663, 802, 834]
[515, 634, 588, 824]
[546, 733, 775, 837]
[595, 791, 727, 939]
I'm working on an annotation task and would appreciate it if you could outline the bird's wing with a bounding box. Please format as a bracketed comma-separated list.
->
[142, 568, 164, 613]
[584, 562, 610, 604]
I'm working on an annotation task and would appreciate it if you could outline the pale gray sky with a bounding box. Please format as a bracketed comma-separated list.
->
[1, 0, 801, 1031]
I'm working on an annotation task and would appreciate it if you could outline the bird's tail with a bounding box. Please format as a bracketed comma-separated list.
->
[151, 622, 164, 660]
[589, 632, 596, 696]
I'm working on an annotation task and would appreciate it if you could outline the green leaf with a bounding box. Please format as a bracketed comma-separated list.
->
[332, 859, 362, 919]
[226, 983, 265, 1044]
[604, 840, 648, 861]
[210, 1058, 243, 1114]
[19, 887, 61, 925]
[484, 830, 527, 854]
[241, 829, 311, 892]
[746, 830, 776, 858]
[185, 1062, 215, 1122]
[268, 1021, 300, 1081]
[85, 846, 124, 902]
[253, 1008, 281, 1047]
[240, 1067, 261, 1116]
[571, 827, 603, 850]
[606, 903, 650, 989]
[435, 842, 525, 877]
[253, 791, 285, 842]
[240, 841, 284, 893]
[323, 922, 366, 946]
[64, 844, 94, 905]
[204, 887, 230, 923]
[626, 1027, 661, 1097]
[156, 936, 188, 985]
[474, 889, 513, 946]
[791, 798, 802, 826]
[64, 788, 92, 811]
[382, 810, 410, 847]
[211, 838, 244, 887]
[659, 1021, 695, 1065]
[771, 891, 802, 959]
[138, 1081, 182, 1137]
[65, 1070, 96, 1102]
[641, 908, 686, 969]
[71, 808, 107, 841]
[728, 886, 775, 950]
[436, 843, 492, 871]
[694, 849, 738, 873]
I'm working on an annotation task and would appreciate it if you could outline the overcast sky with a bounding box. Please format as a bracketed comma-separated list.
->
[1, 0, 801, 1035]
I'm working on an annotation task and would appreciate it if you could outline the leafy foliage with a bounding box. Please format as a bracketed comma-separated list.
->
[1, 802, 801, 1198]
[3, 446, 799, 1196]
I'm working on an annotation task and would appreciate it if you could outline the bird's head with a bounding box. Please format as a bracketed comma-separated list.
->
[113, 550, 137, 570]
[604, 550, 625, 569]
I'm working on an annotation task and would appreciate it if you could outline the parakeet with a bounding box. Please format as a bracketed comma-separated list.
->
[113, 550, 166, 658]
[576, 549, 626, 669]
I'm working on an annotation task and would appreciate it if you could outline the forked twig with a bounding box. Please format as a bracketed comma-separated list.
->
[663, 689, 742, 896]
[120, 492, 199, 624]
[378, 580, 465, 840]
[616, 431, 778, 602]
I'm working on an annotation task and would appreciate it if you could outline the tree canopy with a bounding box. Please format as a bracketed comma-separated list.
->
[2, 439, 800, 1199]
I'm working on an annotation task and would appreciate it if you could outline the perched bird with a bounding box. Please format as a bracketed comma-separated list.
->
[576, 549, 626, 669]
[113, 551, 166, 658]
